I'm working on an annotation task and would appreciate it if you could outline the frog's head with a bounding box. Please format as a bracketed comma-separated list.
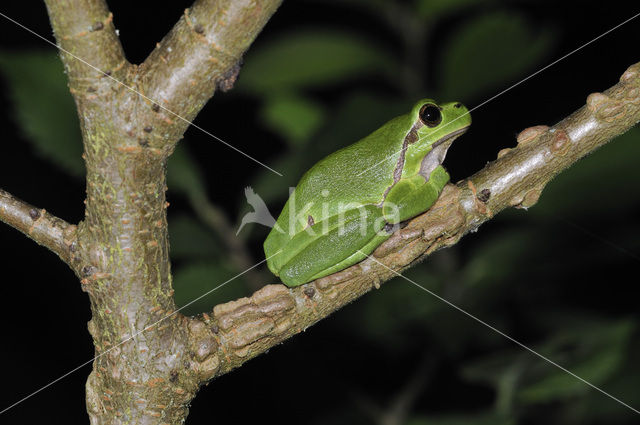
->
[409, 98, 471, 149]
[403, 99, 471, 176]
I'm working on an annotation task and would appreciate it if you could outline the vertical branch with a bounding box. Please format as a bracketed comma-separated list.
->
[44, 0, 127, 82]
[41, 0, 284, 423]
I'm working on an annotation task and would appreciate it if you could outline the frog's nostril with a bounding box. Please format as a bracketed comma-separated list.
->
[454, 103, 462, 108]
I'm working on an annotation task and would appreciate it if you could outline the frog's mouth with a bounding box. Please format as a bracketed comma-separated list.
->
[419, 125, 470, 181]
[435, 125, 470, 147]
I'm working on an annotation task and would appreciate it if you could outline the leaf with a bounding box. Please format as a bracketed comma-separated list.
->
[437, 13, 553, 99]
[172, 262, 249, 316]
[348, 268, 443, 342]
[517, 319, 634, 403]
[260, 94, 326, 147]
[312, 92, 407, 156]
[246, 153, 307, 213]
[168, 214, 220, 261]
[461, 228, 540, 288]
[238, 30, 394, 94]
[0, 50, 83, 176]
[166, 143, 206, 199]
[415, 0, 485, 20]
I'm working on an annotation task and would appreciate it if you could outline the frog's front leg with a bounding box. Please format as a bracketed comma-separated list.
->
[382, 165, 450, 223]
[279, 205, 391, 287]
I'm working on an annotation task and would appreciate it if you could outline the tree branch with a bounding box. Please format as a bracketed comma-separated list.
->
[0, 188, 76, 264]
[140, 0, 283, 142]
[37, 1, 285, 423]
[44, 0, 126, 82]
[188, 62, 640, 381]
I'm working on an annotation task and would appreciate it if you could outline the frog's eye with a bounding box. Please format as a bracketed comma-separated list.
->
[419, 104, 442, 127]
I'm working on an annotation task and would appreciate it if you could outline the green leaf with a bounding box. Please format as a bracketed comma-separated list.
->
[462, 229, 539, 288]
[415, 0, 485, 20]
[260, 94, 326, 147]
[238, 30, 394, 94]
[338, 254, 479, 352]
[517, 320, 634, 403]
[0, 50, 83, 176]
[247, 153, 307, 212]
[172, 262, 249, 316]
[438, 13, 553, 99]
[169, 214, 220, 261]
[312, 92, 407, 155]
[167, 143, 206, 199]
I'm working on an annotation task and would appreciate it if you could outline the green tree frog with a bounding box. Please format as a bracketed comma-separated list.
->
[264, 99, 471, 287]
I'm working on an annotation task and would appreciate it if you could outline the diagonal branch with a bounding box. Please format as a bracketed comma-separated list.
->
[44, 0, 127, 83]
[140, 0, 283, 141]
[0, 188, 76, 265]
[187, 62, 640, 382]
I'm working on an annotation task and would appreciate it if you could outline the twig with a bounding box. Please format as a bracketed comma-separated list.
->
[352, 355, 432, 425]
[189, 192, 268, 290]
[0, 188, 76, 264]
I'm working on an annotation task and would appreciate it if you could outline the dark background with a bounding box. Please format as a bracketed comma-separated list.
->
[0, 1, 639, 424]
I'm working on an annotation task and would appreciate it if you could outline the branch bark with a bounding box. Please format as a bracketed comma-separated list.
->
[44, 0, 126, 82]
[186, 62, 640, 382]
[38, 1, 282, 424]
[0, 188, 76, 264]
[141, 0, 283, 143]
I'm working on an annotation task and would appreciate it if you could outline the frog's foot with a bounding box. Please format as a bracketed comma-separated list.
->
[382, 219, 411, 234]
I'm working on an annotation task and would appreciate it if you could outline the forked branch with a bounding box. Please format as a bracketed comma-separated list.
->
[141, 0, 283, 141]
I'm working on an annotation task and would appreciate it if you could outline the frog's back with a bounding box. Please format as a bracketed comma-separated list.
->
[292, 114, 410, 219]
[264, 113, 410, 266]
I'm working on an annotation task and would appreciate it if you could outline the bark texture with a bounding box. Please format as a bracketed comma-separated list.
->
[46, 1, 281, 424]
[0, 0, 638, 423]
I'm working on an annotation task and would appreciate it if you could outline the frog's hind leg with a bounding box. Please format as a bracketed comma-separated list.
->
[307, 230, 391, 281]
[279, 205, 389, 286]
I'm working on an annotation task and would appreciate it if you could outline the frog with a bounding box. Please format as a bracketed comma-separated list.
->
[264, 99, 471, 287]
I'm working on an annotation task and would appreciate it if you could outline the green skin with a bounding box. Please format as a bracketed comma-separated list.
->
[264, 99, 471, 287]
